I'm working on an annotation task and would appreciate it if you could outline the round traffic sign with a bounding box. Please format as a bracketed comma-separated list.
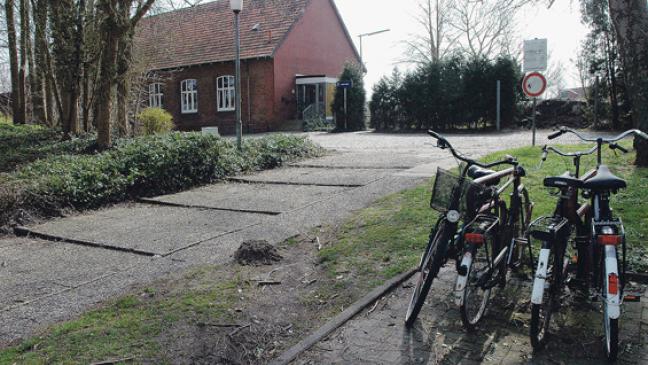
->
[522, 72, 547, 98]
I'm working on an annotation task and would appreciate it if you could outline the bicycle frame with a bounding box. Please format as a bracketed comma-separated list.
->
[532, 127, 647, 359]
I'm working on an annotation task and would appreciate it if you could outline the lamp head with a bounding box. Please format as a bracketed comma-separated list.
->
[230, 0, 243, 12]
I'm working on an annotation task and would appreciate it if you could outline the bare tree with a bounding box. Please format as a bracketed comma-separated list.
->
[447, 0, 530, 60]
[402, 0, 456, 64]
[95, 0, 155, 148]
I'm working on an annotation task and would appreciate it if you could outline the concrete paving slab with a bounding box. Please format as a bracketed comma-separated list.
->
[230, 167, 391, 187]
[291, 152, 431, 169]
[0, 237, 148, 309]
[143, 183, 349, 214]
[20, 204, 263, 256]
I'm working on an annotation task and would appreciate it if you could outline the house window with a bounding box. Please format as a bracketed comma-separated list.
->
[149, 83, 163, 108]
[181, 79, 198, 113]
[217, 75, 236, 112]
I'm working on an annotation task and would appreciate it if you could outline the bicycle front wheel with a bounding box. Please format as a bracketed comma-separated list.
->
[459, 242, 492, 331]
[405, 220, 451, 328]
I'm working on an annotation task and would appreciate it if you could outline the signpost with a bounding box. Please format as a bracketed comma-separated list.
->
[522, 72, 547, 146]
[523, 39, 548, 146]
[524, 39, 548, 72]
[337, 80, 353, 130]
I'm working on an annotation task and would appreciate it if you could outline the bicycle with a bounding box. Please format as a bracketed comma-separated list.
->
[405, 130, 533, 331]
[529, 127, 648, 360]
[456, 147, 534, 331]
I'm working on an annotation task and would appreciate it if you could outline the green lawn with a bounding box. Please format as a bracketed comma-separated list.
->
[0, 267, 240, 365]
[1, 142, 646, 364]
[321, 141, 648, 281]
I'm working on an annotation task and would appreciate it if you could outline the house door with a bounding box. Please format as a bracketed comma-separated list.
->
[297, 83, 325, 120]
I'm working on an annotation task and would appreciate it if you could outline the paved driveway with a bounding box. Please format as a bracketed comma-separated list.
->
[0, 129, 564, 346]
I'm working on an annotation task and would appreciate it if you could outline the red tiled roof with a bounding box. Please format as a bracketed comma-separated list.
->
[136, 0, 311, 70]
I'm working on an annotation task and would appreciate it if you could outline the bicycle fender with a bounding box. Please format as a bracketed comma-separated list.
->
[604, 245, 621, 319]
[531, 248, 551, 305]
[455, 251, 473, 306]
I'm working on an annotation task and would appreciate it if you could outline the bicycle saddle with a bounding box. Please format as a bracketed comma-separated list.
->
[467, 166, 500, 185]
[544, 171, 583, 189]
[583, 165, 626, 191]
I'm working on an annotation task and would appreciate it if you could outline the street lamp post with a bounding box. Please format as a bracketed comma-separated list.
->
[358, 29, 390, 71]
[231, 0, 243, 150]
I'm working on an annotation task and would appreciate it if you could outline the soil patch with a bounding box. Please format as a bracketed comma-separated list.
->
[157, 230, 366, 364]
[234, 240, 283, 266]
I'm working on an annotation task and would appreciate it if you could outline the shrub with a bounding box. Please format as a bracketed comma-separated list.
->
[0, 114, 12, 125]
[136, 108, 174, 135]
[304, 117, 334, 132]
[333, 62, 366, 132]
[0, 124, 94, 172]
[0, 133, 320, 228]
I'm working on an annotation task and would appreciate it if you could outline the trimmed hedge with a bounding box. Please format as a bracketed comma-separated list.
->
[0, 133, 321, 229]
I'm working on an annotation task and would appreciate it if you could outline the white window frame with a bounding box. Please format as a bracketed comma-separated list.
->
[149, 83, 163, 108]
[181, 79, 198, 114]
[217, 75, 236, 112]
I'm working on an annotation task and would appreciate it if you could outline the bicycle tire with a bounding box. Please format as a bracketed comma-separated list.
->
[405, 221, 450, 328]
[530, 241, 566, 350]
[459, 243, 492, 331]
[604, 318, 619, 361]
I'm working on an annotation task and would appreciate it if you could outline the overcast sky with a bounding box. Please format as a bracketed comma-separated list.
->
[334, 0, 588, 95]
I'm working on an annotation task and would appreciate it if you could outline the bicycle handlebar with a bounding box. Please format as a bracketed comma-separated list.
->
[542, 144, 598, 158]
[548, 130, 564, 140]
[427, 130, 517, 169]
[550, 127, 648, 143]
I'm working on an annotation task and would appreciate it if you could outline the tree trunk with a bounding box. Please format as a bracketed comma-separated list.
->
[17, 0, 29, 124]
[95, 0, 120, 148]
[32, 0, 49, 125]
[5, 0, 23, 124]
[609, 0, 648, 166]
[116, 35, 133, 137]
[48, 0, 83, 136]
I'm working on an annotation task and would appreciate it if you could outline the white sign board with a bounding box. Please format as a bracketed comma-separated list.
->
[202, 127, 220, 136]
[524, 39, 547, 72]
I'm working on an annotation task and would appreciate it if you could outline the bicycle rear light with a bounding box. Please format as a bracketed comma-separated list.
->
[597, 235, 622, 246]
[464, 233, 485, 245]
[608, 273, 619, 295]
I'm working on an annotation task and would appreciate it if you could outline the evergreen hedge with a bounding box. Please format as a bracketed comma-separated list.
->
[370, 56, 523, 131]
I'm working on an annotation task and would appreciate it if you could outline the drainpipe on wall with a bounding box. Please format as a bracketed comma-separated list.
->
[247, 62, 251, 133]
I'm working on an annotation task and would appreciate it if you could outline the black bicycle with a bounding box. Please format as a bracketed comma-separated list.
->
[530, 127, 648, 360]
[405, 131, 532, 330]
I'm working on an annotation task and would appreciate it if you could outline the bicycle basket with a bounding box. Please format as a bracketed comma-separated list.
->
[430, 167, 493, 215]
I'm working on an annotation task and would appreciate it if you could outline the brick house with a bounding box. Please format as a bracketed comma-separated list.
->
[136, 0, 361, 134]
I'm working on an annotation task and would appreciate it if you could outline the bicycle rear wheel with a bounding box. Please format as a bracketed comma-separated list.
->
[459, 242, 493, 331]
[405, 220, 451, 328]
[530, 241, 566, 350]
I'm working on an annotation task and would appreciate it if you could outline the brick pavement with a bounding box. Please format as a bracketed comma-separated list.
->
[295, 266, 648, 364]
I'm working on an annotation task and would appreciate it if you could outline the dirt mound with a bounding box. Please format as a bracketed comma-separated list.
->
[234, 240, 282, 266]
